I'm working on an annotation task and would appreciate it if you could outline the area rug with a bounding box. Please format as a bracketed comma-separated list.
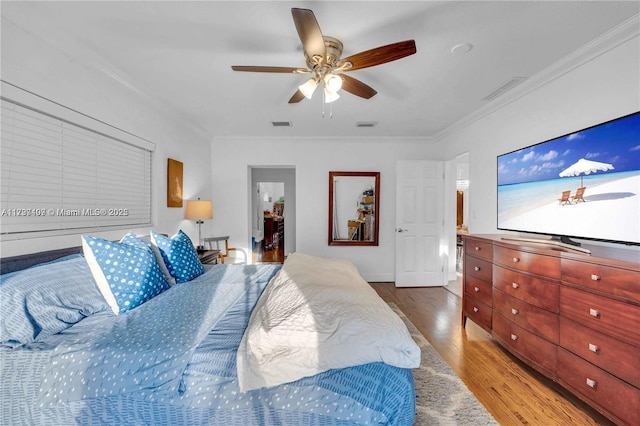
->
[389, 303, 498, 425]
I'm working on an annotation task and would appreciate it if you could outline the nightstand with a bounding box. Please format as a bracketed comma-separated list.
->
[198, 249, 220, 265]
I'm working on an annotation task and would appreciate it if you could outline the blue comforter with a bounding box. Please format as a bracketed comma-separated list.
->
[37, 264, 274, 406]
[2, 264, 416, 425]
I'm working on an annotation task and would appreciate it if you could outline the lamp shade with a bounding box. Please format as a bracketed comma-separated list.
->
[323, 88, 340, 103]
[324, 74, 343, 93]
[185, 200, 213, 220]
[298, 78, 318, 99]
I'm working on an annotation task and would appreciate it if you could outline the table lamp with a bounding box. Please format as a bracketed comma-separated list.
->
[185, 198, 213, 252]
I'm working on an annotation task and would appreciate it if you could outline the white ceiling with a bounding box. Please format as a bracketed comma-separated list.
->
[2, 1, 639, 140]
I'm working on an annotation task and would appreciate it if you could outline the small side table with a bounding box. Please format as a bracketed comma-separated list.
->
[198, 249, 220, 265]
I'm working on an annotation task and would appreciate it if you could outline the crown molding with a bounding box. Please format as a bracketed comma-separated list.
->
[432, 13, 640, 142]
[211, 135, 432, 144]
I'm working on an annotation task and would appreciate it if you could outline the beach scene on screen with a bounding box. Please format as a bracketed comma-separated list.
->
[497, 113, 640, 244]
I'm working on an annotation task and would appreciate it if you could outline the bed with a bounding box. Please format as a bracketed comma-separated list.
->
[1, 233, 420, 425]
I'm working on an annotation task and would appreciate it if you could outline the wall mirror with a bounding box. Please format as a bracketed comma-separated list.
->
[328, 171, 380, 246]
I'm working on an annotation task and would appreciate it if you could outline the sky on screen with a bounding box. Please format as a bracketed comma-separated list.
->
[498, 112, 640, 186]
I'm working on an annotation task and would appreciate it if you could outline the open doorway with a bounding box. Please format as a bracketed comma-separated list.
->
[249, 167, 296, 264]
[456, 165, 469, 267]
[444, 153, 469, 297]
[256, 182, 285, 263]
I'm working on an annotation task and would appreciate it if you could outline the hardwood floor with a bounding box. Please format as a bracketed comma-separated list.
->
[370, 283, 614, 426]
[253, 241, 285, 263]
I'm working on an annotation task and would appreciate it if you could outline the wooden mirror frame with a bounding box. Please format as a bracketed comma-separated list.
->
[328, 171, 380, 246]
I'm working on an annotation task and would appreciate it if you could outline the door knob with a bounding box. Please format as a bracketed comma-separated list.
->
[396, 228, 408, 233]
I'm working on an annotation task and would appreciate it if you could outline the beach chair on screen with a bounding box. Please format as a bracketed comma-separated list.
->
[571, 187, 586, 203]
[558, 190, 571, 206]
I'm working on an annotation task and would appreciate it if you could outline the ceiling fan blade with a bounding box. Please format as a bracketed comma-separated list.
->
[288, 90, 306, 104]
[231, 66, 306, 73]
[291, 8, 325, 63]
[340, 75, 377, 99]
[338, 40, 416, 71]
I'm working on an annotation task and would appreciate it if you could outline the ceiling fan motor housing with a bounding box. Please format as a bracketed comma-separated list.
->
[306, 36, 344, 69]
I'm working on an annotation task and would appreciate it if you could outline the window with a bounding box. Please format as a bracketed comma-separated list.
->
[1, 84, 153, 238]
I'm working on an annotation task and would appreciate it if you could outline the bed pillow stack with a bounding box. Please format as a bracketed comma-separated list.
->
[150, 230, 204, 284]
[82, 233, 171, 314]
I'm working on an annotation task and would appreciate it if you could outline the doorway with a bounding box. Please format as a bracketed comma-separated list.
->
[257, 182, 285, 263]
[249, 167, 296, 264]
[444, 153, 469, 297]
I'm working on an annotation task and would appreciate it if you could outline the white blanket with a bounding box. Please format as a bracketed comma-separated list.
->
[237, 253, 421, 391]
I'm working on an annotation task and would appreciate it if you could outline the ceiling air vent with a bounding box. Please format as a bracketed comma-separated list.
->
[356, 121, 378, 128]
[482, 77, 526, 101]
[271, 121, 292, 127]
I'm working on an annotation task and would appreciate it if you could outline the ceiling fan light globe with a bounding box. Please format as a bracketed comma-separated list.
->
[324, 74, 343, 93]
[324, 88, 340, 103]
[299, 78, 318, 99]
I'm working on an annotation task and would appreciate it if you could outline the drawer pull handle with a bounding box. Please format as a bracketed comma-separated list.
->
[474, 286, 480, 292]
[590, 274, 601, 281]
[475, 246, 481, 251]
[512, 257, 520, 263]
[473, 307, 479, 313]
[511, 334, 518, 341]
[589, 308, 600, 318]
[512, 282, 519, 289]
[474, 266, 481, 272]
[588, 343, 599, 353]
[511, 308, 519, 315]
[586, 378, 597, 388]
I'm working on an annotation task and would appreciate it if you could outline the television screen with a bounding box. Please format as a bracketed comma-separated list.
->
[497, 111, 640, 246]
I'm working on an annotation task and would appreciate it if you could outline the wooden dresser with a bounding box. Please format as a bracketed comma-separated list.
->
[461, 235, 640, 425]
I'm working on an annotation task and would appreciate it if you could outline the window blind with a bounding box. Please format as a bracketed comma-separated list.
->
[1, 98, 152, 236]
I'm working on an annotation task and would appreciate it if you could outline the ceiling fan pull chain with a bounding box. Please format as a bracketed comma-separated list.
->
[322, 90, 326, 118]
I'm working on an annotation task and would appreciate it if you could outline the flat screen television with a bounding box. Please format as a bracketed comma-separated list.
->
[497, 111, 640, 247]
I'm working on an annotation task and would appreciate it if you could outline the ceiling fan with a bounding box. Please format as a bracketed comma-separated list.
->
[231, 8, 417, 104]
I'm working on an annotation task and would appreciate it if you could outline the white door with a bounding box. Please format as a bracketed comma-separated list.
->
[395, 160, 445, 287]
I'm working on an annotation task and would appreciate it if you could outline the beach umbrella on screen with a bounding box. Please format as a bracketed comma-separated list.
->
[559, 158, 614, 187]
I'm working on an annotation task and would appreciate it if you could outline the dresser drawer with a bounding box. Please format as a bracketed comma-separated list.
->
[493, 265, 559, 312]
[494, 289, 559, 343]
[464, 275, 492, 307]
[560, 317, 640, 389]
[494, 246, 560, 279]
[493, 313, 557, 376]
[558, 348, 640, 426]
[464, 256, 492, 283]
[560, 286, 640, 346]
[463, 294, 492, 332]
[464, 237, 493, 261]
[562, 258, 640, 304]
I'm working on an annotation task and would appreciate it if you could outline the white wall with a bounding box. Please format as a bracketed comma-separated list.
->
[1, 19, 213, 256]
[210, 139, 436, 281]
[440, 33, 640, 248]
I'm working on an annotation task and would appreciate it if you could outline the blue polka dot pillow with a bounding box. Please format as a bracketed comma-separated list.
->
[150, 230, 204, 284]
[82, 233, 171, 314]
